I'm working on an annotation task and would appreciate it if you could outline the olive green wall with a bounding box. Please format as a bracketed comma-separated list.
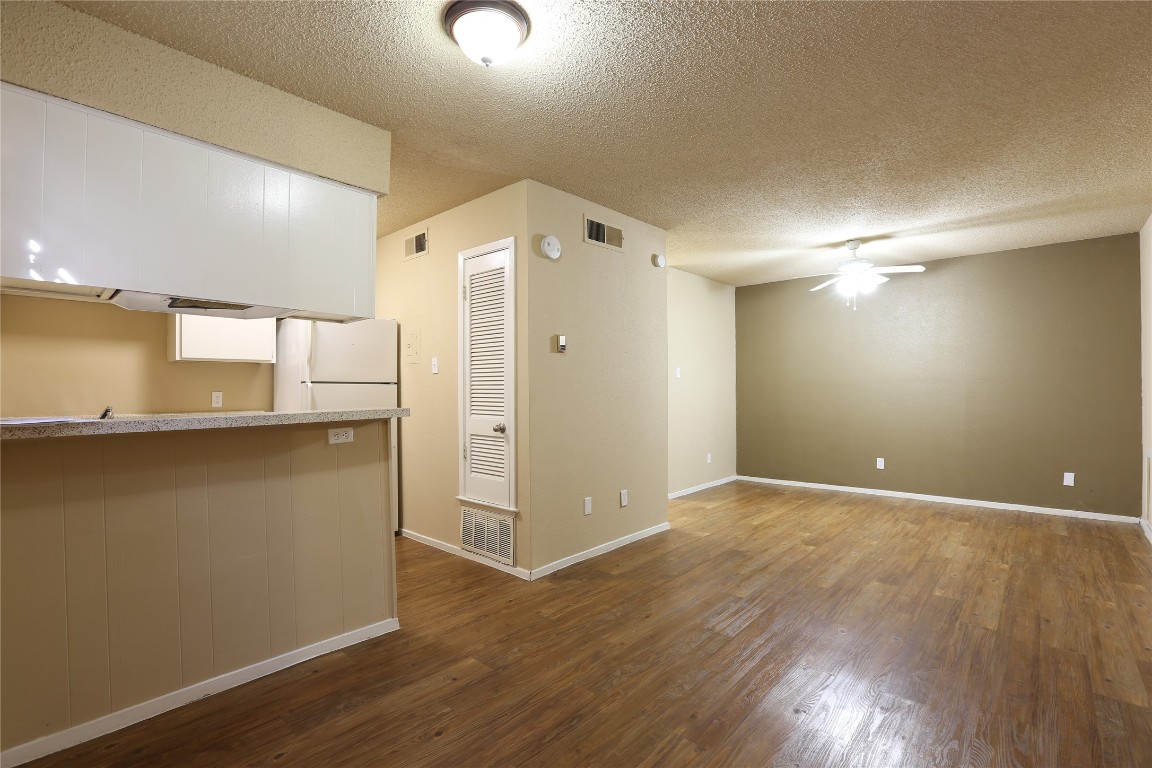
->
[736, 234, 1141, 517]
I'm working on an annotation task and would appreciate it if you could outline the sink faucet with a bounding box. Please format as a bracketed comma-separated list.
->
[99, 405, 114, 420]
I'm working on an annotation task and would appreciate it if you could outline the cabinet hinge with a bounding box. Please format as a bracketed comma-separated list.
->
[463, 285, 468, 302]
[463, 445, 468, 461]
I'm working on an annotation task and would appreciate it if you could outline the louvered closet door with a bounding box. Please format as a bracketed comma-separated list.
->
[461, 245, 514, 508]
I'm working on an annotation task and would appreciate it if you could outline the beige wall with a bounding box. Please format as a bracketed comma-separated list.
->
[736, 234, 1141, 517]
[0, 1, 389, 194]
[377, 180, 668, 572]
[667, 268, 736, 494]
[377, 182, 532, 562]
[1, 421, 395, 749]
[523, 181, 668, 569]
[1141, 214, 1152, 527]
[0, 295, 272, 416]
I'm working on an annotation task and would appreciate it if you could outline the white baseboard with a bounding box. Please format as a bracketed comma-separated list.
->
[736, 475, 1142, 525]
[668, 475, 738, 500]
[0, 618, 401, 768]
[402, 522, 671, 581]
[1141, 517, 1152, 545]
[529, 522, 671, 579]
[401, 529, 533, 580]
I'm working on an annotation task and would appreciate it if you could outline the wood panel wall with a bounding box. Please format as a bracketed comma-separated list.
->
[0, 421, 395, 749]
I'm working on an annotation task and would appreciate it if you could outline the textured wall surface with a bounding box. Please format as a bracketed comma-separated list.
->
[56, 1, 1152, 283]
[736, 235, 1141, 517]
[667, 269, 736, 495]
[1, 296, 272, 417]
[377, 180, 668, 571]
[1, 421, 395, 749]
[524, 180, 668, 569]
[376, 182, 533, 563]
[1, 2, 389, 193]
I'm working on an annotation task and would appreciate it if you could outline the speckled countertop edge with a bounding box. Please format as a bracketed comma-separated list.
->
[1, 409, 410, 440]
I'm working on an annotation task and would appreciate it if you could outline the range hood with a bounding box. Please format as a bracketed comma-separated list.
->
[2, 278, 291, 320]
[110, 289, 291, 320]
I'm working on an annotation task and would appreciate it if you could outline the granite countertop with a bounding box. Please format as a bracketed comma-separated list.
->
[0, 408, 410, 440]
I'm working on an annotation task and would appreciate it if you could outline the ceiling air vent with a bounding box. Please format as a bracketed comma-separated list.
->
[584, 216, 624, 251]
[404, 230, 429, 261]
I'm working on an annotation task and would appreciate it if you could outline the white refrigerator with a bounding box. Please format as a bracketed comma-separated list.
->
[274, 317, 400, 531]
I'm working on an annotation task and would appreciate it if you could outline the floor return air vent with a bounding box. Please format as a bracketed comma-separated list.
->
[461, 506, 514, 566]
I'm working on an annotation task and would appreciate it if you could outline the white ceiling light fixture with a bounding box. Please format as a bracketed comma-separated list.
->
[810, 239, 925, 309]
[444, 1, 530, 67]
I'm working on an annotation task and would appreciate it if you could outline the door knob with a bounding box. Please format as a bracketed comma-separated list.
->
[493, 423, 506, 434]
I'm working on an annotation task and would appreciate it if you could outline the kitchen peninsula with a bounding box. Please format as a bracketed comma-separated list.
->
[1, 408, 408, 762]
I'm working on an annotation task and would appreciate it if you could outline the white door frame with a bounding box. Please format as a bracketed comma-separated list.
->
[458, 236, 516, 513]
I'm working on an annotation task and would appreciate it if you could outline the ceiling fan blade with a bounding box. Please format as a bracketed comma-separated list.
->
[870, 265, 925, 274]
[809, 275, 844, 292]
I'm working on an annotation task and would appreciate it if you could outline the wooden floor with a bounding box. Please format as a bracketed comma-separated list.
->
[27, 482, 1152, 767]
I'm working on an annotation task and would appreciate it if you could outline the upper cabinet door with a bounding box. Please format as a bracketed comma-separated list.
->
[42, 103, 88, 286]
[260, 167, 291, 309]
[84, 114, 143, 290]
[140, 131, 208, 296]
[288, 173, 348, 316]
[205, 150, 264, 304]
[1, 90, 45, 281]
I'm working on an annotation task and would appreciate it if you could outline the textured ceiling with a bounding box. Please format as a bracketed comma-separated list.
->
[61, 0, 1152, 286]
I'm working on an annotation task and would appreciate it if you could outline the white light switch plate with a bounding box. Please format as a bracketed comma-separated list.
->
[1063, 472, 1075, 486]
[876, 458, 885, 470]
[620, 489, 628, 507]
[584, 496, 592, 516]
[431, 356, 439, 374]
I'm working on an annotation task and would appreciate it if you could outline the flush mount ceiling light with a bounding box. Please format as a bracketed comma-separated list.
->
[444, 1, 530, 67]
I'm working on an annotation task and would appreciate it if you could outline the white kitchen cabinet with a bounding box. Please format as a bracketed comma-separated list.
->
[167, 314, 277, 363]
[205, 150, 265, 304]
[42, 103, 88, 286]
[84, 113, 143, 290]
[1, 89, 45, 281]
[261, 167, 291, 309]
[289, 173, 342, 316]
[1, 83, 377, 321]
[140, 131, 208, 295]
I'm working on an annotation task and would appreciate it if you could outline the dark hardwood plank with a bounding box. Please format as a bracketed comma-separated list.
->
[23, 482, 1152, 768]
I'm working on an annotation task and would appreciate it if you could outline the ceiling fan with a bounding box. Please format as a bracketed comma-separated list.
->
[809, 240, 925, 306]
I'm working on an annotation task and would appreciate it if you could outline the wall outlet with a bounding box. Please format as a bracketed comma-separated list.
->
[431, 356, 439, 374]
[211, 391, 223, 408]
[328, 428, 354, 445]
[620, 489, 628, 507]
[876, 457, 885, 470]
[584, 496, 592, 516]
[707, 452, 712, 464]
[1063, 472, 1075, 486]
[675, 366, 681, 379]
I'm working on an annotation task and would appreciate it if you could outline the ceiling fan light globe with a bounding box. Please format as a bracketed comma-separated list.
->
[836, 277, 858, 297]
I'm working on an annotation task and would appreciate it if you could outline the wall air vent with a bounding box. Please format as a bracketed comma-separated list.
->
[404, 230, 429, 260]
[583, 216, 624, 251]
[461, 506, 514, 566]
